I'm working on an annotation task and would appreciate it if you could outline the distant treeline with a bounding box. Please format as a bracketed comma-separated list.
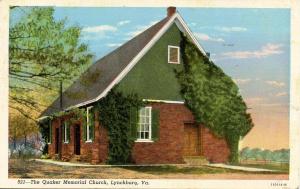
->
[239, 147, 289, 163]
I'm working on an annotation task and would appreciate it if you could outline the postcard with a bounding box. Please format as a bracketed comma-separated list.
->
[0, 0, 299, 188]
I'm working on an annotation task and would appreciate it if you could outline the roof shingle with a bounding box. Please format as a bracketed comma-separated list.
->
[40, 17, 170, 117]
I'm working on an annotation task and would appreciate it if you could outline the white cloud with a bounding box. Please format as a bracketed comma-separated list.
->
[265, 80, 285, 88]
[117, 20, 131, 26]
[221, 43, 284, 59]
[82, 25, 117, 33]
[106, 43, 122, 47]
[81, 25, 117, 40]
[127, 20, 159, 37]
[275, 92, 288, 97]
[194, 33, 225, 43]
[188, 22, 197, 27]
[216, 26, 247, 32]
[233, 78, 252, 85]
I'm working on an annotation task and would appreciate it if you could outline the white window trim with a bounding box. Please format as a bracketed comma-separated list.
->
[47, 129, 52, 144]
[86, 106, 93, 143]
[135, 106, 153, 142]
[47, 122, 52, 144]
[63, 122, 69, 144]
[142, 99, 184, 104]
[135, 139, 154, 143]
[168, 45, 180, 64]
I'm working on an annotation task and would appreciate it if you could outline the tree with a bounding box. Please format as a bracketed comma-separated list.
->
[9, 112, 38, 149]
[240, 147, 252, 161]
[176, 33, 254, 163]
[252, 148, 263, 161]
[274, 149, 290, 162]
[261, 149, 273, 163]
[9, 7, 93, 120]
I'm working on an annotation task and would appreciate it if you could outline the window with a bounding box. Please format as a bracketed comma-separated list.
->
[63, 122, 69, 143]
[168, 45, 180, 64]
[86, 106, 93, 142]
[137, 107, 152, 141]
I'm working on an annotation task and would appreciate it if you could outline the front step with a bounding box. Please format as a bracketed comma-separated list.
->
[184, 156, 209, 166]
[69, 155, 81, 163]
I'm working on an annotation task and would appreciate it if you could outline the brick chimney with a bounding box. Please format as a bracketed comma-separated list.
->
[167, 6, 176, 17]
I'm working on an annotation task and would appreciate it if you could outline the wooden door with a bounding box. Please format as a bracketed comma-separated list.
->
[183, 123, 200, 156]
[74, 125, 81, 155]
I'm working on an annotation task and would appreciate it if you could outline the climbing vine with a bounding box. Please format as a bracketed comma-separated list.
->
[38, 89, 142, 164]
[176, 33, 254, 163]
[96, 88, 144, 164]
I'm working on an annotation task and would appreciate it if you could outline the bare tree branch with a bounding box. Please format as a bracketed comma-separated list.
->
[9, 105, 37, 123]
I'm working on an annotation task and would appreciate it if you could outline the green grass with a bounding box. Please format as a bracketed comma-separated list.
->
[123, 165, 244, 175]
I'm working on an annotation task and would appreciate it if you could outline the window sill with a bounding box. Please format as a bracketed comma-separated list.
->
[85, 140, 93, 143]
[168, 61, 180, 64]
[64, 142, 69, 144]
[47, 143, 52, 145]
[135, 139, 153, 143]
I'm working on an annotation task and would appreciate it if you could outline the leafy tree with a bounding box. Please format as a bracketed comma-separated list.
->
[9, 7, 93, 120]
[240, 147, 252, 160]
[261, 149, 273, 163]
[273, 149, 289, 162]
[176, 33, 253, 163]
[240, 147, 290, 164]
[251, 148, 263, 160]
[9, 112, 38, 149]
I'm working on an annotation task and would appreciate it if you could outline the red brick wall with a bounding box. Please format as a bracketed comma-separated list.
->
[48, 103, 230, 164]
[48, 119, 58, 157]
[132, 103, 230, 164]
[201, 126, 230, 163]
[48, 112, 108, 164]
[132, 103, 193, 164]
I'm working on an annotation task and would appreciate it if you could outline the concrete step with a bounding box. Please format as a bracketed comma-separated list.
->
[69, 155, 81, 163]
[184, 156, 209, 165]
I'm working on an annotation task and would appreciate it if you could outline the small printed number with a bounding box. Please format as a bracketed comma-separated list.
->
[18, 180, 25, 184]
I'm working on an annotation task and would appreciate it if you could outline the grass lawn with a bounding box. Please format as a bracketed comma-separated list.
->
[9, 158, 288, 179]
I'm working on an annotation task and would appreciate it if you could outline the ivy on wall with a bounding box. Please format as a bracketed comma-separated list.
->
[38, 89, 143, 164]
[176, 33, 254, 163]
[96, 88, 144, 164]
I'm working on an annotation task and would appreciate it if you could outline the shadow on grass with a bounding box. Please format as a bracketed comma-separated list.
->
[9, 158, 34, 178]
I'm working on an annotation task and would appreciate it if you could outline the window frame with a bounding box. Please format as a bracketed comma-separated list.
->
[63, 121, 69, 144]
[135, 106, 153, 142]
[168, 45, 180, 64]
[85, 106, 93, 143]
[47, 120, 52, 144]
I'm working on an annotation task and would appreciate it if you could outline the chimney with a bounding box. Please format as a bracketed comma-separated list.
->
[206, 52, 210, 58]
[59, 80, 63, 110]
[167, 6, 176, 17]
